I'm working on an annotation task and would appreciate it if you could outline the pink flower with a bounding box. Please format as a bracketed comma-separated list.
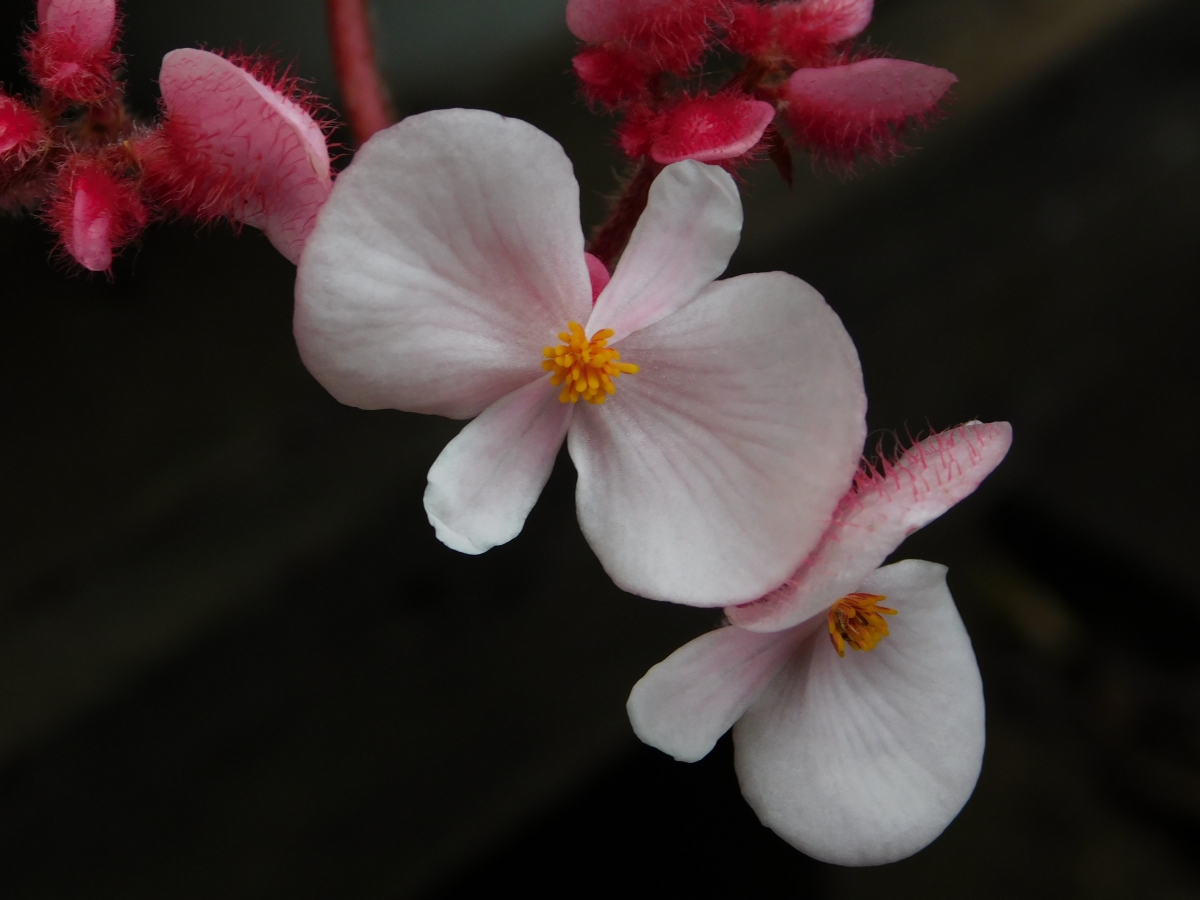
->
[295, 109, 867, 607]
[782, 57, 958, 166]
[628, 421, 1011, 862]
[142, 49, 333, 264]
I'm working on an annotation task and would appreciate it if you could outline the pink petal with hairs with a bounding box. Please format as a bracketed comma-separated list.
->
[727, 421, 1012, 632]
[158, 49, 332, 264]
[38, 0, 116, 51]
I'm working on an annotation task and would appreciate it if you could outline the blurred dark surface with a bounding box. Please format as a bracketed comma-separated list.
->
[2, 0, 1199, 897]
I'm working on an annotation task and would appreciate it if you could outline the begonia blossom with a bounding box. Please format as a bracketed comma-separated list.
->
[294, 108, 867, 607]
[141, 49, 334, 265]
[628, 421, 1011, 863]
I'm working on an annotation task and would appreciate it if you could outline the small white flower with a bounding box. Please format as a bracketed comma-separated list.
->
[294, 109, 867, 607]
[627, 421, 1012, 863]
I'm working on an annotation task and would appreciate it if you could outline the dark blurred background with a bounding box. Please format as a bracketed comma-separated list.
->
[2, 0, 1198, 896]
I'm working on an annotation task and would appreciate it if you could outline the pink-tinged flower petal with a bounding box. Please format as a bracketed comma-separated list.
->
[648, 95, 776, 164]
[585, 252, 611, 301]
[588, 161, 741, 343]
[38, 0, 116, 51]
[628, 622, 811, 763]
[783, 58, 957, 165]
[734, 560, 985, 865]
[156, 49, 332, 264]
[572, 271, 866, 606]
[425, 378, 573, 555]
[295, 109, 593, 418]
[728, 421, 1011, 632]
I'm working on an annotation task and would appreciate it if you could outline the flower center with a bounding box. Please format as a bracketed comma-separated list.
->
[542, 321, 639, 405]
[827, 593, 897, 657]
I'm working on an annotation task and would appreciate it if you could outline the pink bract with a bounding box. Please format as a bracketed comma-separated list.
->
[647, 94, 776, 164]
[153, 49, 333, 264]
[783, 58, 957, 164]
[44, 159, 148, 272]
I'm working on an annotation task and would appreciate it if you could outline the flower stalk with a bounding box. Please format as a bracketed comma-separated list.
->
[325, 0, 396, 146]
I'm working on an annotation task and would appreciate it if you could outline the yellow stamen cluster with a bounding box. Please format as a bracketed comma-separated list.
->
[542, 321, 639, 404]
[828, 593, 898, 657]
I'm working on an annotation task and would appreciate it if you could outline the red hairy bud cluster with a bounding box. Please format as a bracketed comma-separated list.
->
[0, 0, 336, 274]
[570, 0, 957, 174]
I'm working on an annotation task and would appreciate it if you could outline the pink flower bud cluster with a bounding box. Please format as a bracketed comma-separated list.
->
[0, 0, 334, 273]
[568, 0, 958, 174]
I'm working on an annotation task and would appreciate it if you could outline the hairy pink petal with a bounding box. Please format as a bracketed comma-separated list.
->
[728, 421, 1012, 632]
[157, 49, 332, 264]
[649, 95, 776, 164]
[38, 0, 116, 51]
[783, 58, 957, 165]
[567, 0, 678, 42]
[790, 0, 873, 44]
[44, 161, 149, 272]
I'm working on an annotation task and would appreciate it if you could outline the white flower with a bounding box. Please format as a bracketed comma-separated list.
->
[627, 421, 1012, 862]
[294, 109, 867, 606]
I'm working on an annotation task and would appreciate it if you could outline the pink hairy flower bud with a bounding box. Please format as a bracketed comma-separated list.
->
[782, 58, 957, 167]
[729, 0, 873, 64]
[44, 156, 149, 272]
[0, 92, 47, 163]
[25, 0, 121, 103]
[617, 93, 776, 165]
[573, 45, 650, 108]
[143, 49, 334, 264]
[37, 0, 117, 49]
[567, 0, 727, 73]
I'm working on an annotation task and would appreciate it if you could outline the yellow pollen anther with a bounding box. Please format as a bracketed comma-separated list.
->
[542, 322, 638, 404]
[827, 593, 897, 658]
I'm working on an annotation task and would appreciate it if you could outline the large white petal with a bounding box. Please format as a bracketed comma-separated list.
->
[424, 378, 573, 554]
[728, 421, 1012, 632]
[628, 622, 812, 764]
[587, 161, 742, 343]
[734, 560, 985, 866]
[295, 109, 593, 419]
[570, 272, 866, 606]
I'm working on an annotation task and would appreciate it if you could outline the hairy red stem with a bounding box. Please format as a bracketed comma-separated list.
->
[587, 159, 662, 268]
[325, 0, 395, 146]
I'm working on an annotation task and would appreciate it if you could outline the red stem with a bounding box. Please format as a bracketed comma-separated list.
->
[325, 0, 396, 147]
[587, 159, 662, 268]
